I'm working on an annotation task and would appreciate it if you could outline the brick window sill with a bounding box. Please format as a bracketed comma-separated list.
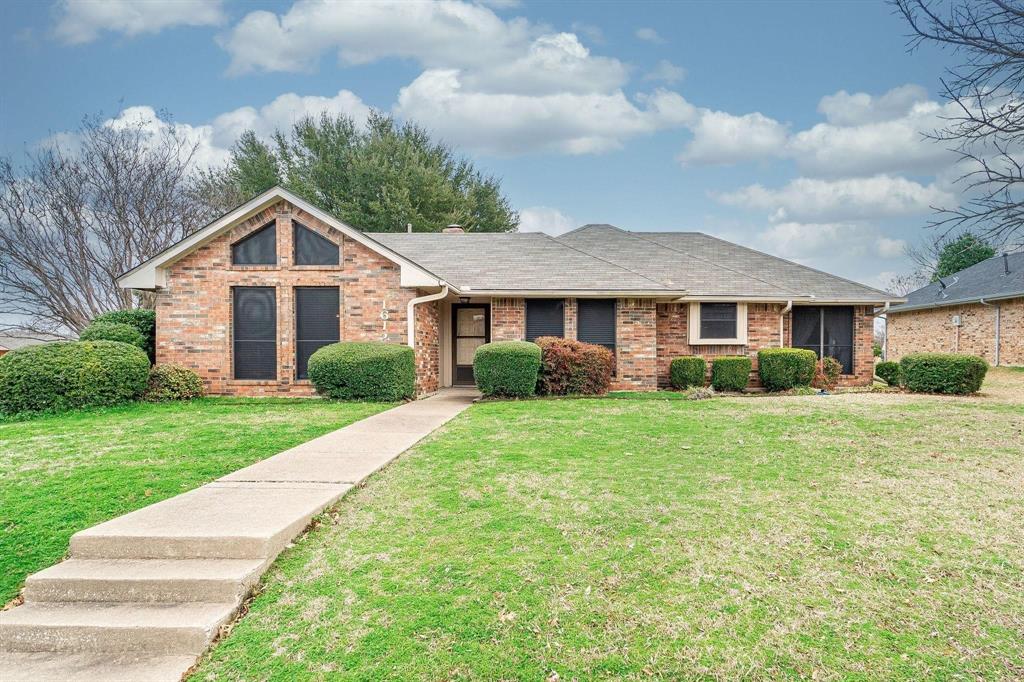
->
[231, 265, 280, 271]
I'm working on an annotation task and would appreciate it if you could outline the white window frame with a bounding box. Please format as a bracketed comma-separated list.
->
[688, 302, 748, 345]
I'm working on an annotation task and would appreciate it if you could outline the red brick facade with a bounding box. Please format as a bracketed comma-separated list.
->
[155, 199, 439, 396]
[490, 298, 525, 341]
[887, 297, 1023, 366]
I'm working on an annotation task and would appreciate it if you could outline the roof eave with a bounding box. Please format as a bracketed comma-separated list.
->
[889, 291, 1024, 313]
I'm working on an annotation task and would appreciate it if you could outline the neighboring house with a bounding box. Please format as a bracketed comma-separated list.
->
[0, 335, 56, 357]
[118, 187, 900, 395]
[887, 252, 1024, 366]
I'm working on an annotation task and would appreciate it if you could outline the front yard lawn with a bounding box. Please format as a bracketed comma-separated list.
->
[0, 398, 391, 604]
[198, 370, 1024, 680]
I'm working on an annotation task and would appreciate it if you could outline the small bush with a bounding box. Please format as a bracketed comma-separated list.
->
[875, 360, 901, 387]
[144, 364, 204, 402]
[670, 356, 706, 389]
[683, 386, 715, 400]
[473, 341, 541, 398]
[711, 356, 752, 392]
[758, 348, 817, 391]
[92, 309, 156, 360]
[308, 342, 415, 401]
[812, 356, 842, 391]
[0, 341, 150, 415]
[535, 337, 613, 395]
[80, 321, 147, 351]
[899, 352, 988, 395]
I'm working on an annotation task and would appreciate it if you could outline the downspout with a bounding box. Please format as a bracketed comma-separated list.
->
[876, 301, 890, 361]
[407, 283, 450, 348]
[779, 300, 793, 347]
[979, 298, 1001, 366]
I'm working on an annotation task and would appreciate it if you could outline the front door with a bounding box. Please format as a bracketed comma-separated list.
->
[452, 304, 490, 386]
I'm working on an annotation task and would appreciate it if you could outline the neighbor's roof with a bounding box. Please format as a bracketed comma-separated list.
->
[889, 251, 1024, 313]
[0, 335, 61, 351]
[372, 223, 897, 302]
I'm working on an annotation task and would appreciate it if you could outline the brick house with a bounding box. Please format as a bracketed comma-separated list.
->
[118, 187, 900, 395]
[887, 252, 1024, 366]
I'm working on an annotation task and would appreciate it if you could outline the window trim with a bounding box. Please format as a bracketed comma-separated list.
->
[688, 301, 747, 345]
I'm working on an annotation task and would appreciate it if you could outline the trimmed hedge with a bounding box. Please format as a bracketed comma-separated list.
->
[0, 341, 150, 415]
[670, 356, 706, 389]
[473, 341, 541, 398]
[80, 321, 147, 351]
[92, 309, 156, 361]
[308, 342, 415, 401]
[758, 348, 817, 391]
[535, 337, 613, 395]
[711, 356, 752, 392]
[875, 360, 901, 387]
[144, 364, 205, 402]
[899, 352, 988, 395]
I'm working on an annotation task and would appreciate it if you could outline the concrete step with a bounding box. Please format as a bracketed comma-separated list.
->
[24, 558, 266, 603]
[0, 651, 197, 682]
[70, 481, 351, 560]
[0, 601, 237, 654]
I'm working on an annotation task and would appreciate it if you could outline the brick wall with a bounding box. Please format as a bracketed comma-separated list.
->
[414, 300, 440, 395]
[888, 297, 1023, 366]
[564, 298, 577, 341]
[156, 199, 435, 396]
[612, 298, 658, 390]
[491, 298, 525, 340]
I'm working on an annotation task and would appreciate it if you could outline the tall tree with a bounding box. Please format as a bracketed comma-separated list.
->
[0, 113, 215, 336]
[895, 0, 1024, 244]
[933, 232, 996, 279]
[199, 111, 519, 233]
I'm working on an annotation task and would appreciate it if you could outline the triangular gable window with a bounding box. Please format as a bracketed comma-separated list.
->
[294, 222, 339, 266]
[232, 222, 277, 265]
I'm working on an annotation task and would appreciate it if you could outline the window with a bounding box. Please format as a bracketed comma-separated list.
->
[294, 222, 339, 266]
[792, 306, 854, 373]
[688, 302, 747, 344]
[526, 299, 564, 341]
[295, 287, 340, 379]
[231, 222, 276, 265]
[577, 299, 616, 351]
[233, 287, 276, 379]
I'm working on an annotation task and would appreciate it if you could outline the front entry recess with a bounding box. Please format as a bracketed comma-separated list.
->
[453, 304, 489, 386]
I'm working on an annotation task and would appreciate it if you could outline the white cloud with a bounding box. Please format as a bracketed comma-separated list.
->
[755, 222, 870, 260]
[716, 175, 955, 223]
[817, 84, 930, 126]
[54, 0, 225, 45]
[643, 59, 686, 84]
[679, 110, 789, 165]
[518, 206, 577, 235]
[635, 27, 665, 44]
[875, 236, 908, 258]
[395, 70, 695, 155]
[570, 21, 605, 45]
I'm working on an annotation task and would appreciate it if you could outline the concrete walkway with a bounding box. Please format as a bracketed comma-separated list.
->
[0, 388, 477, 681]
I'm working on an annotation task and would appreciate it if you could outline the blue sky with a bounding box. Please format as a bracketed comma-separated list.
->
[1, 0, 961, 290]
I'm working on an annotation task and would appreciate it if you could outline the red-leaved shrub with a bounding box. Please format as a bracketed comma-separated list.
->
[811, 356, 842, 391]
[535, 337, 614, 395]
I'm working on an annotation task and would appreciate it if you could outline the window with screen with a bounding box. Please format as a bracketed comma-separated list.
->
[699, 303, 737, 340]
[231, 222, 276, 265]
[233, 287, 276, 379]
[294, 222, 339, 266]
[792, 306, 854, 373]
[295, 287, 340, 379]
[526, 299, 564, 341]
[577, 299, 616, 351]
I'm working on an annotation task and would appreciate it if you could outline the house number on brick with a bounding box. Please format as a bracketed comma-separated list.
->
[380, 302, 390, 341]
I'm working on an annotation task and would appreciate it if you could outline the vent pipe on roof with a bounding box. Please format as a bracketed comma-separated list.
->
[443, 224, 465, 234]
[1004, 252, 1010, 275]
[407, 223, 413, 234]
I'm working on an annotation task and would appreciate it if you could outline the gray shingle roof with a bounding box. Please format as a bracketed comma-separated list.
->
[369, 224, 897, 302]
[889, 251, 1024, 312]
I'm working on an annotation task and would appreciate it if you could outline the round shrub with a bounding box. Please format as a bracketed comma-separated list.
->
[0, 341, 150, 415]
[899, 352, 988, 395]
[144, 364, 204, 402]
[80, 321, 147, 351]
[812, 356, 842, 391]
[308, 342, 415, 401]
[711, 355, 752, 392]
[473, 341, 541, 398]
[875, 360, 901, 387]
[92, 309, 156, 360]
[535, 337, 614, 395]
[670, 356, 706, 389]
[758, 348, 817, 391]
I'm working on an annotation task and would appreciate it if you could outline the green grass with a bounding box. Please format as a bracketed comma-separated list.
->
[0, 398, 391, 604]
[196, 370, 1024, 681]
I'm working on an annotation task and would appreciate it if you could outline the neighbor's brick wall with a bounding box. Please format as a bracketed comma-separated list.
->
[613, 298, 658, 390]
[490, 298, 525, 340]
[887, 297, 1024, 366]
[156, 198, 435, 396]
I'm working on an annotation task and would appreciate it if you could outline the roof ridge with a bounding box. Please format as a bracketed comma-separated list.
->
[681, 231, 896, 299]
[555, 223, 626, 238]
[537, 233, 672, 291]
